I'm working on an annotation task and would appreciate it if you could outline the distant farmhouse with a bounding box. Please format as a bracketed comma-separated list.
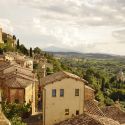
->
[117, 70, 125, 82]
[4, 52, 33, 69]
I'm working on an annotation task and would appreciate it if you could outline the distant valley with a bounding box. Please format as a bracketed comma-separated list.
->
[46, 51, 125, 60]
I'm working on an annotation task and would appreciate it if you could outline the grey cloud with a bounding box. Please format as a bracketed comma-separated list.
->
[112, 29, 125, 42]
[0, 0, 125, 55]
[18, 0, 125, 26]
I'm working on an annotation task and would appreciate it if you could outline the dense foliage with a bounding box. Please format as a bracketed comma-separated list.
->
[2, 102, 31, 125]
[58, 57, 125, 107]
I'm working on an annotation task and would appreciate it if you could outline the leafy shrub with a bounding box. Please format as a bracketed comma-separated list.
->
[11, 116, 26, 125]
[95, 91, 104, 103]
[2, 102, 31, 124]
[110, 89, 125, 101]
[104, 97, 114, 106]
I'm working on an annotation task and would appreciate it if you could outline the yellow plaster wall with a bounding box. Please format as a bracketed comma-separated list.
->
[43, 78, 85, 125]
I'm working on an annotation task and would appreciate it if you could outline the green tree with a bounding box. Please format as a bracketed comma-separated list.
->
[101, 78, 106, 92]
[0, 48, 3, 54]
[19, 44, 28, 55]
[33, 47, 42, 54]
[95, 91, 105, 103]
[11, 116, 26, 125]
[30, 47, 33, 57]
[4, 42, 14, 52]
[17, 39, 20, 49]
[104, 97, 114, 106]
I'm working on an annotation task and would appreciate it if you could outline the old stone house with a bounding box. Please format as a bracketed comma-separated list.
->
[0, 60, 37, 114]
[0, 28, 3, 44]
[4, 52, 33, 69]
[0, 28, 16, 48]
[41, 71, 94, 125]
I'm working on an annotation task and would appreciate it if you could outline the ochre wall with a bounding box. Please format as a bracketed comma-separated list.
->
[0, 28, 3, 43]
[43, 78, 84, 125]
[10, 89, 24, 103]
[25, 83, 36, 114]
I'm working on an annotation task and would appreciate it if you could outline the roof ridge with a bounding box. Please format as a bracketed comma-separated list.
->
[41, 71, 88, 86]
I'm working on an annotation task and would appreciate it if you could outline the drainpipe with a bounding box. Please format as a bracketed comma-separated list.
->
[43, 88, 46, 125]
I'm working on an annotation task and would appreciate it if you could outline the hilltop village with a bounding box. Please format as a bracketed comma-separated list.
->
[0, 28, 125, 125]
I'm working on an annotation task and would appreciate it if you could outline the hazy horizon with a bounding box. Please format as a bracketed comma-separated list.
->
[0, 0, 125, 55]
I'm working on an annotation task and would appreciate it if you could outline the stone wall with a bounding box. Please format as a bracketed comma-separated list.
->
[0, 28, 3, 44]
[85, 86, 95, 101]
[10, 88, 24, 103]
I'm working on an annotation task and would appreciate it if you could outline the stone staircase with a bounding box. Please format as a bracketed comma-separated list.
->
[85, 100, 105, 117]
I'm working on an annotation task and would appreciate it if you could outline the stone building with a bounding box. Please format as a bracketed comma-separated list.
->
[2, 52, 33, 69]
[33, 54, 47, 77]
[85, 85, 95, 101]
[0, 60, 37, 114]
[0, 28, 4, 44]
[41, 71, 90, 125]
[116, 70, 125, 82]
[0, 28, 16, 47]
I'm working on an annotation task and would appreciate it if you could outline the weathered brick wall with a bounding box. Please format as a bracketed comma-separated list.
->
[85, 86, 95, 101]
[0, 28, 2, 43]
[10, 88, 24, 103]
[2, 85, 8, 100]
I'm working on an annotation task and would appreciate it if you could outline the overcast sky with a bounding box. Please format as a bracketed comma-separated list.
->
[0, 0, 125, 55]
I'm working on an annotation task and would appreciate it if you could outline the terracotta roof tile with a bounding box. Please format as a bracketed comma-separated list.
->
[41, 71, 88, 86]
[4, 77, 33, 88]
[55, 113, 121, 125]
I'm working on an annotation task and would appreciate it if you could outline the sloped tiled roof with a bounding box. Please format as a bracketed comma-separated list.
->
[55, 113, 120, 125]
[55, 113, 102, 125]
[102, 106, 125, 124]
[41, 71, 88, 86]
[0, 61, 10, 71]
[85, 100, 105, 116]
[4, 77, 33, 88]
[85, 85, 95, 91]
